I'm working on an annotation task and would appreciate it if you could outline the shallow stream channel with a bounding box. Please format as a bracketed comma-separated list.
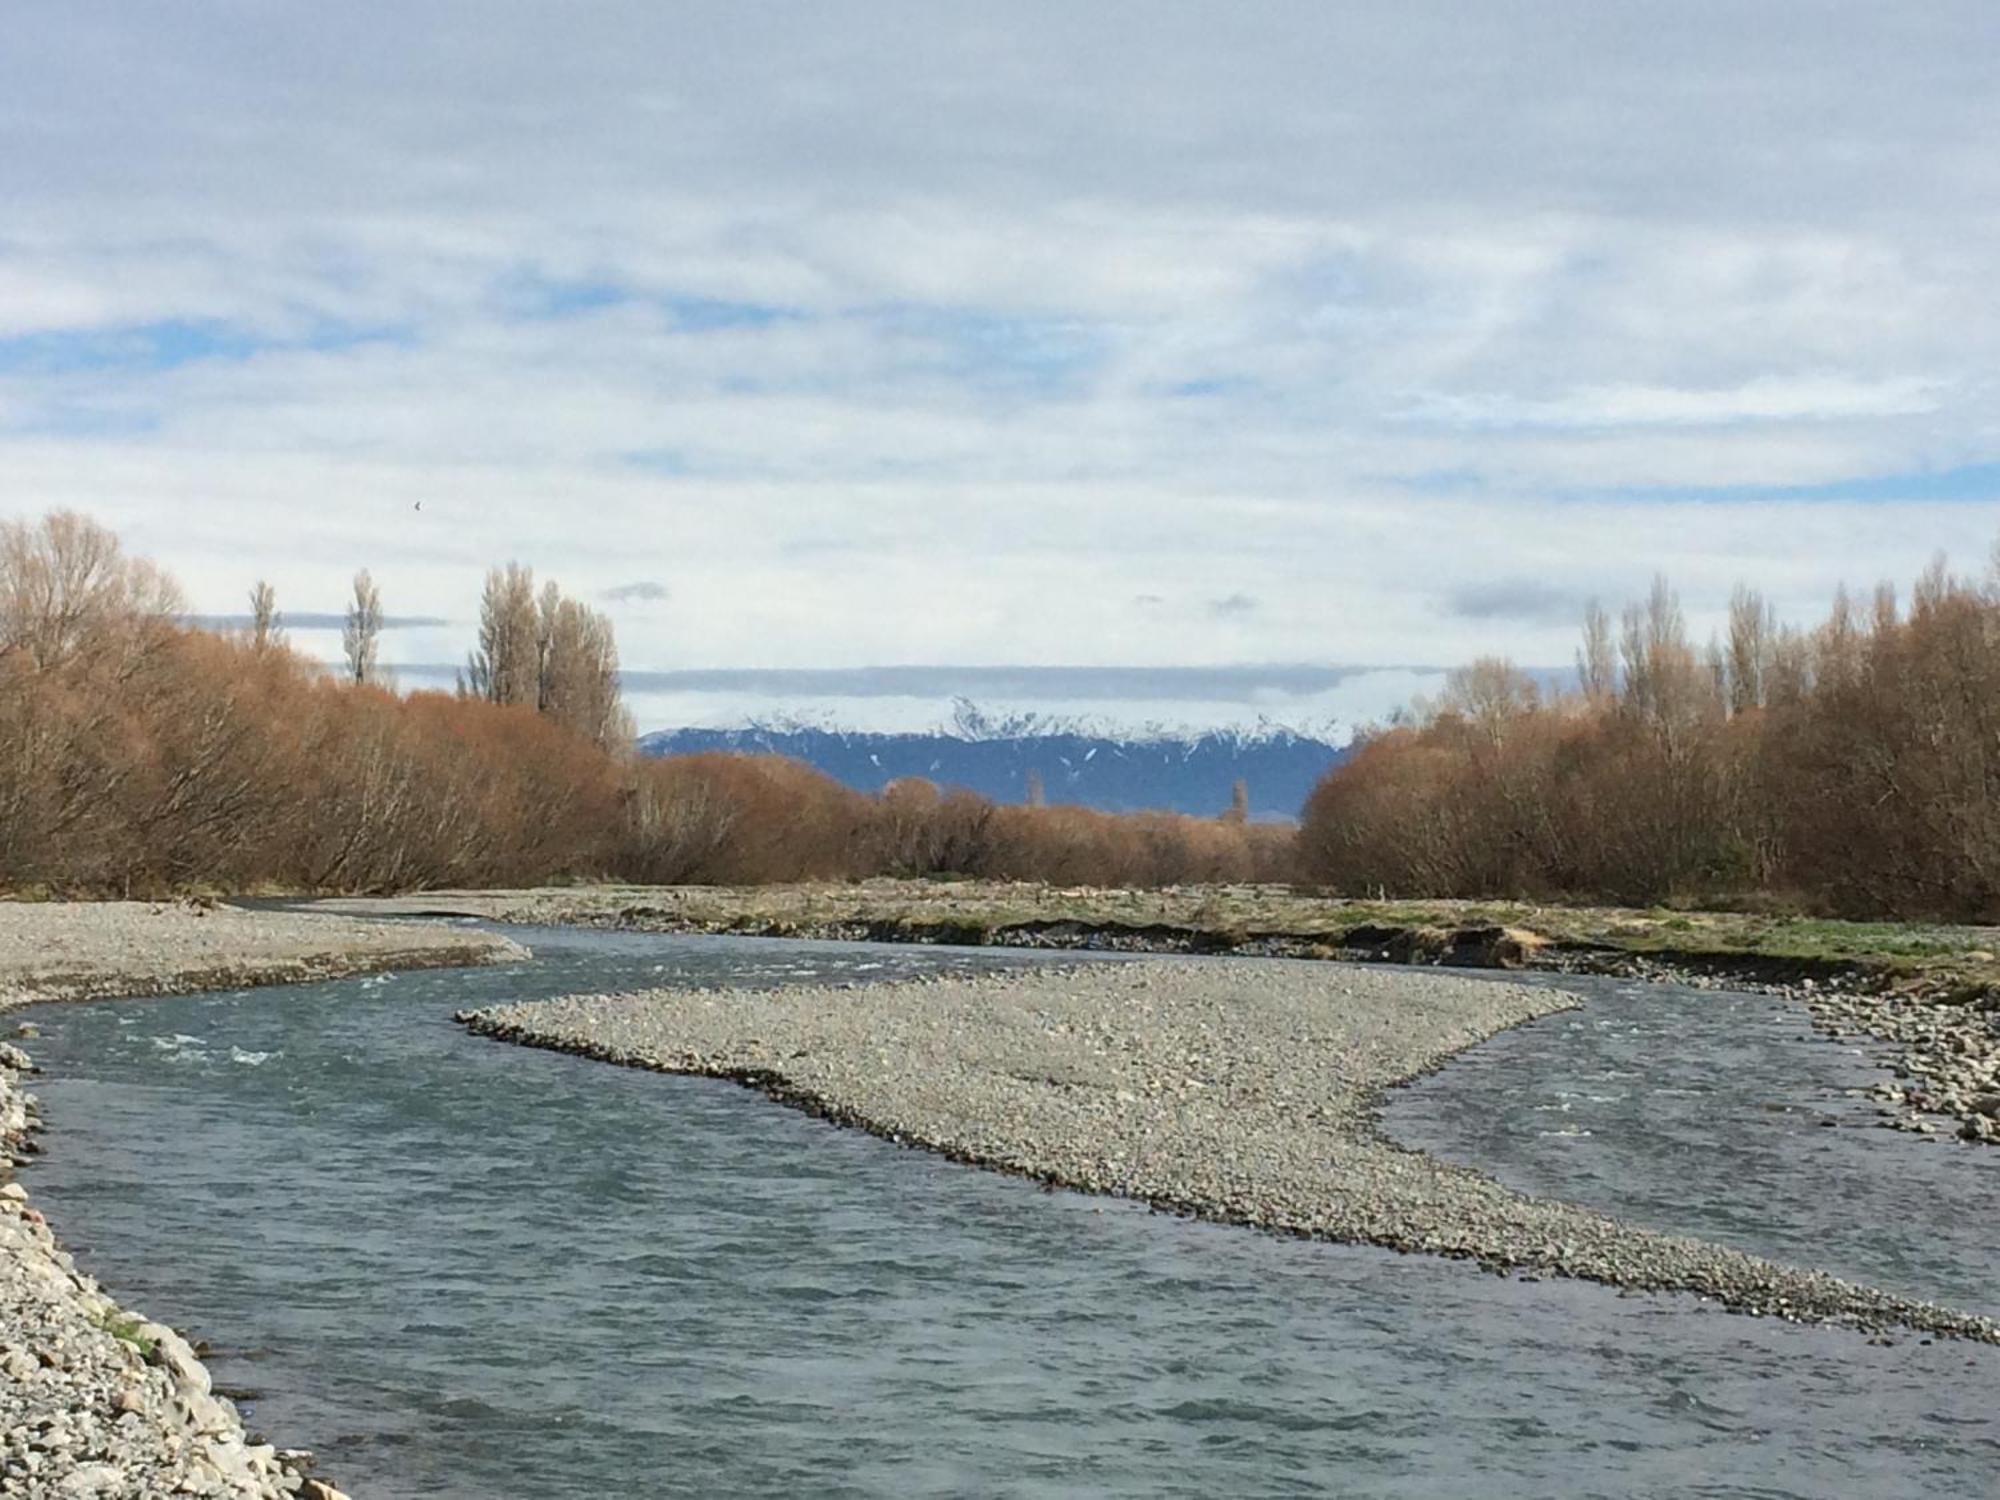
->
[18, 925, 2000, 1498]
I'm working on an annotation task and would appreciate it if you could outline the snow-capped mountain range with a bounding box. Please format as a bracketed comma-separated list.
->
[637, 698, 1353, 818]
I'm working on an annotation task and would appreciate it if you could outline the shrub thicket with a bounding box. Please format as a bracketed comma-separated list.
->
[1300, 558, 2000, 920]
[0, 511, 1288, 895]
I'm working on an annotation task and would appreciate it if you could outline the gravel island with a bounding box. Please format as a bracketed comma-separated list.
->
[463, 959, 1999, 1343]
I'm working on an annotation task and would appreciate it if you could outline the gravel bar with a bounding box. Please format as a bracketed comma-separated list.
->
[0, 901, 526, 1012]
[462, 959, 1999, 1343]
[0, 901, 527, 1499]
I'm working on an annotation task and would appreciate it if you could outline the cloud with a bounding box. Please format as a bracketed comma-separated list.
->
[1408, 376, 1947, 431]
[594, 663, 1420, 700]
[602, 580, 669, 604]
[1444, 581, 1593, 626]
[187, 611, 447, 631]
[0, 2, 1996, 723]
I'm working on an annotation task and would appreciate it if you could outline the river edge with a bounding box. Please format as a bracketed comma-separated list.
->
[0, 902, 527, 1500]
[312, 883, 2000, 1146]
[457, 960, 2000, 1344]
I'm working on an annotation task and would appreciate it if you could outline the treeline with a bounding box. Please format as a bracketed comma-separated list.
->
[1300, 559, 2000, 920]
[0, 511, 1288, 896]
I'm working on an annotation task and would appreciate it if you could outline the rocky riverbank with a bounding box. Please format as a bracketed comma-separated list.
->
[459, 960, 2000, 1344]
[0, 901, 528, 1498]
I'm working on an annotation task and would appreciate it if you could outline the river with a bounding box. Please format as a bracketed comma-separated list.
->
[18, 926, 2000, 1498]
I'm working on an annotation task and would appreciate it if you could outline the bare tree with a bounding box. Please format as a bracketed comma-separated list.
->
[1438, 656, 1540, 742]
[1576, 600, 1616, 703]
[538, 590, 628, 748]
[1224, 778, 1249, 824]
[248, 580, 282, 650]
[465, 563, 539, 705]
[1705, 638, 1729, 704]
[0, 509, 183, 671]
[1725, 585, 1774, 715]
[342, 570, 384, 685]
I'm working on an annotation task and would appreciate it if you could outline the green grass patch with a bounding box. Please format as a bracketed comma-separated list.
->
[89, 1308, 155, 1357]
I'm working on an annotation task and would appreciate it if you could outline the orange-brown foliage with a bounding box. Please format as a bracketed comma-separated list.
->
[1301, 559, 2000, 920]
[1, 512, 1286, 895]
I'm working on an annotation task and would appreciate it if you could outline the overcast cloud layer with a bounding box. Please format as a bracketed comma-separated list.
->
[4, 3, 1997, 733]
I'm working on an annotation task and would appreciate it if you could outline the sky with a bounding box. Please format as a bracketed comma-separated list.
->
[4, 2, 1998, 736]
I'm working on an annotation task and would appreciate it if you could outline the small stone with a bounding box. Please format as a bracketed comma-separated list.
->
[55, 1465, 127, 1498]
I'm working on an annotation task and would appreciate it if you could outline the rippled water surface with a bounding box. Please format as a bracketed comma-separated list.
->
[1384, 971, 2000, 1316]
[19, 927, 2000, 1499]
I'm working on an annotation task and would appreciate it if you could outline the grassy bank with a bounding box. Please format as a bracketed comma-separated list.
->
[316, 879, 2000, 994]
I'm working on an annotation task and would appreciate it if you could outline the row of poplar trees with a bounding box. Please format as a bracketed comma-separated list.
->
[304, 560, 631, 752]
[460, 562, 632, 750]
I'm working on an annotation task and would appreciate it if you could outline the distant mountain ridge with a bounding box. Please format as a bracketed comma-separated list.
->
[636, 702, 1351, 818]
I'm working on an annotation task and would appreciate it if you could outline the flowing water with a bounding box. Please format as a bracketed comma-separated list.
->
[16, 927, 2000, 1499]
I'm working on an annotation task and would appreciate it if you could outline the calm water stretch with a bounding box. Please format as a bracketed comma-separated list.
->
[19, 927, 2000, 1498]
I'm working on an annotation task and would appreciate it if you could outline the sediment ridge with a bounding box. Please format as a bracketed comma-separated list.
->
[457, 959, 2000, 1344]
[0, 901, 528, 1498]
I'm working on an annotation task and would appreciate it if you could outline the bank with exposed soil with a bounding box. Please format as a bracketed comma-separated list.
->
[0, 901, 527, 1499]
[458, 959, 1999, 1344]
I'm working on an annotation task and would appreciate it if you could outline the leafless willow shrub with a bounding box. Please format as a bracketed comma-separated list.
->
[869, 777, 955, 876]
[619, 753, 875, 884]
[1302, 555, 2000, 918]
[1, 511, 1305, 898]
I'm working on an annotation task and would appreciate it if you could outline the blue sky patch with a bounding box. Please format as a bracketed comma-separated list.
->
[497, 274, 633, 319]
[618, 448, 693, 475]
[0, 317, 411, 375]
[1609, 461, 2000, 505]
[871, 304, 1105, 396]
[665, 295, 799, 332]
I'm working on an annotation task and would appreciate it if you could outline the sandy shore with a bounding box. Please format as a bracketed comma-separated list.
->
[462, 959, 1998, 1343]
[0, 901, 526, 1499]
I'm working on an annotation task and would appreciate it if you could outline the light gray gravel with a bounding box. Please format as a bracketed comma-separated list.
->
[1810, 985, 2000, 1142]
[0, 901, 525, 1012]
[0, 900, 524, 1500]
[463, 959, 2000, 1343]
